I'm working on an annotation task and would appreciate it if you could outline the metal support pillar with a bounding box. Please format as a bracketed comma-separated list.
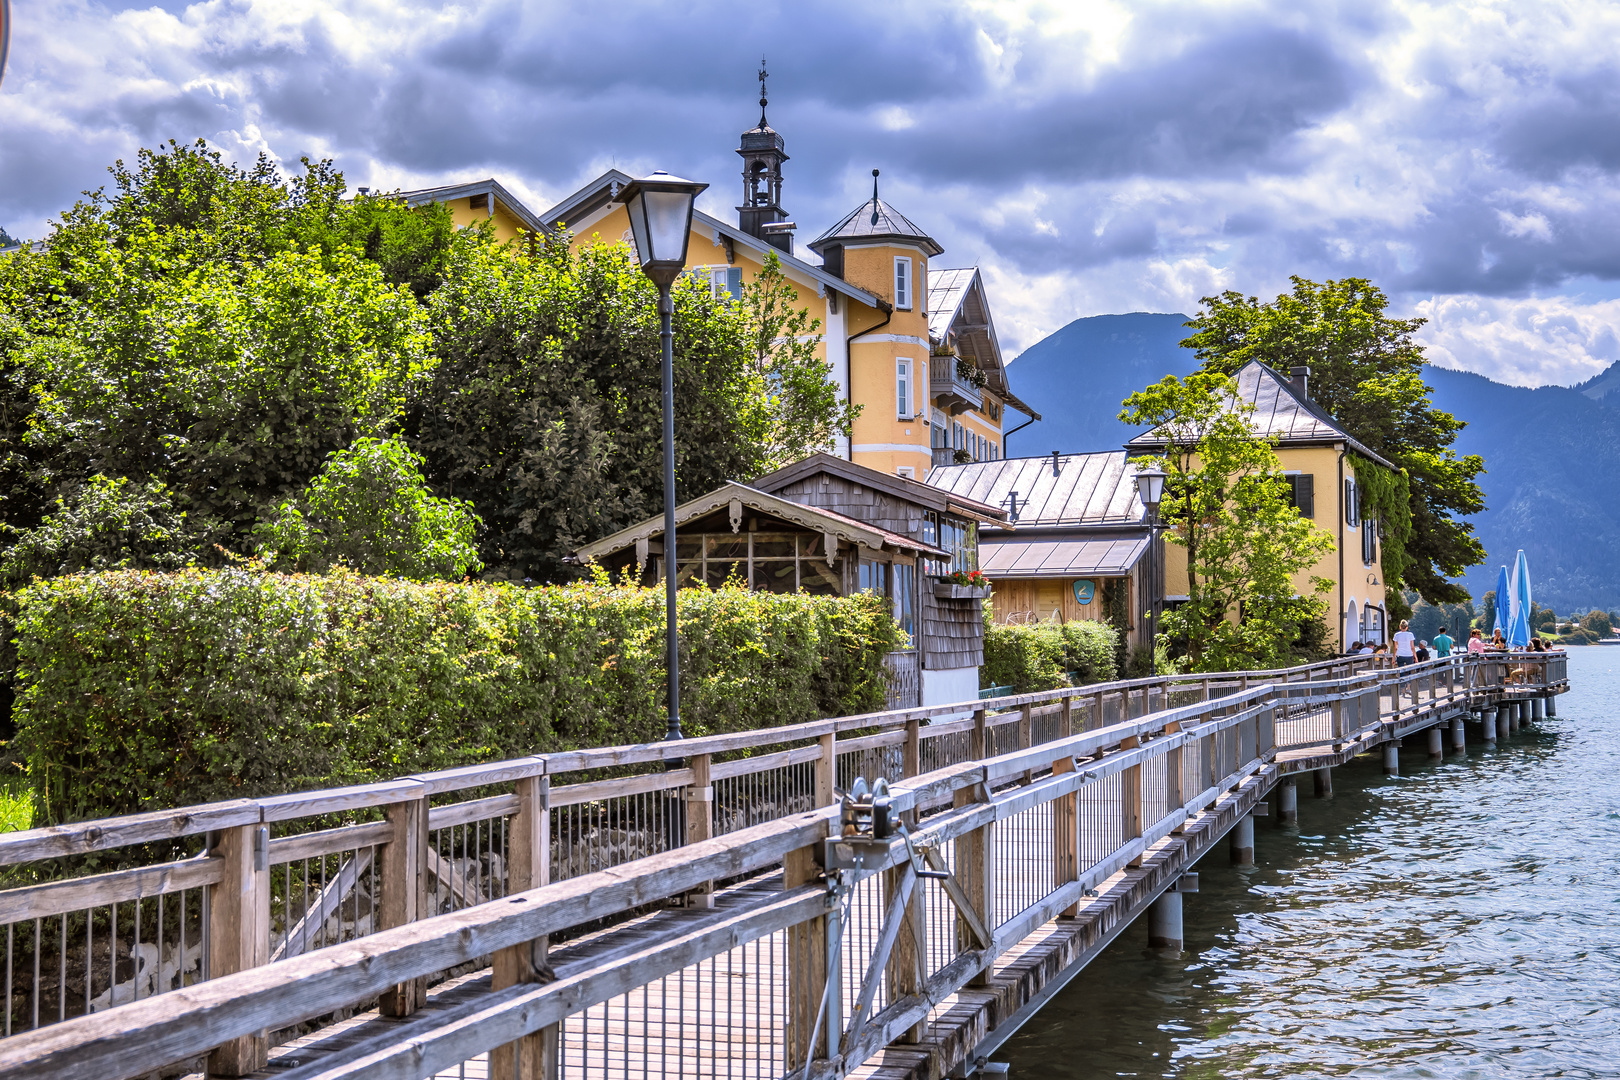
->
[1383, 741, 1399, 776]
[1533, 696, 1546, 720]
[1277, 778, 1298, 824]
[1497, 706, 1511, 742]
[1450, 715, 1465, 752]
[1547, 693, 1557, 717]
[1508, 702, 1520, 733]
[1314, 767, 1332, 798]
[1482, 711, 1497, 749]
[1427, 726, 1443, 758]
[1229, 814, 1255, 865]
[1148, 889, 1184, 950]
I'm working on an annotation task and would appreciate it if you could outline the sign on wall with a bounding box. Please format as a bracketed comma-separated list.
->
[1072, 579, 1096, 606]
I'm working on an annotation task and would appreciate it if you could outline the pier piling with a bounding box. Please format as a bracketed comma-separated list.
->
[1450, 715, 1465, 752]
[1383, 741, 1400, 776]
[1482, 710, 1497, 748]
[1533, 696, 1546, 720]
[1427, 726, 1443, 758]
[1277, 779, 1297, 823]
[1548, 693, 1557, 717]
[1314, 767, 1332, 797]
[1148, 889, 1184, 950]
[1230, 815, 1255, 865]
[1497, 706, 1511, 741]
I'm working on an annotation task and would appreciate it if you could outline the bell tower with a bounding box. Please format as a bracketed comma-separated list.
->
[737, 60, 793, 253]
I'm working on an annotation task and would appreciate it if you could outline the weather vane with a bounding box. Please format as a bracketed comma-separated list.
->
[758, 57, 769, 124]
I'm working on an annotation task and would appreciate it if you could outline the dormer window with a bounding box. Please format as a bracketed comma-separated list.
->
[894, 257, 912, 310]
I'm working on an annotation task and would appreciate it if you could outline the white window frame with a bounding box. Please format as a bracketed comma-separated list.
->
[894, 256, 912, 310]
[896, 466, 916, 479]
[896, 358, 912, 418]
[688, 265, 741, 301]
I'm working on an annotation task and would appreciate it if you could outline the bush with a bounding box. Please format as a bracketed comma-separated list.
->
[1581, 609, 1613, 638]
[982, 620, 1119, 693]
[255, 436, 482, 581]
[10, 569, 898, 824]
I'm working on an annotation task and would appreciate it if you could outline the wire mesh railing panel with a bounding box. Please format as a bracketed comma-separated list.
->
[3, 882, 209, 1035]
[993, 804, 1056, 922]
[837, 872, 890, 1029]
[426, 817, 510, 917]
[1273, 696, 1333, 749]
[270, 839, 384, 963]
[919, 728, 973, 776]
[556, 931, 789, 1079]
[714, 762, 816, 837]
[837, 745, 903, 794]
[922, 842, 958, 983]
[1077, 772, 1124, 874]
[1140, 755, 1170, 829]
[552, 791, 679, 884]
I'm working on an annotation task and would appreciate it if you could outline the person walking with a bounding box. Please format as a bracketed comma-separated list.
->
[1433, 627, 1454, 658]
[1393, 620, 1417, 667]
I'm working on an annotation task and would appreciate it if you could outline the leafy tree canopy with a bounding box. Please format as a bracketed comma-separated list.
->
[256, 436, 481, 581]
[1121, 373, 1335, 671]
[1181, 276, 1486, 604]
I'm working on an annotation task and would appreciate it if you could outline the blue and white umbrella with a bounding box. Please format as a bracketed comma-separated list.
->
[1507, 549, 1533, 648]
[1493, 565, 1511, 637]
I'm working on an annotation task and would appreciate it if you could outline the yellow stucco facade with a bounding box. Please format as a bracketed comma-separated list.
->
[1158, 442, 1383, 650]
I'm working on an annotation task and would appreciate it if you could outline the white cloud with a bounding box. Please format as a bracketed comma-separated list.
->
[5, 0, 1620, 387]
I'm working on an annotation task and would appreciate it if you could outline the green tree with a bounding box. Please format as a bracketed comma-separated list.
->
[1581, 609, 1612, 638]
[737, 251, 859, 470]
[256, 436, 481, 580]
[407, 232, 766, 582]
[1121, 373, 1335, 671]
[1180, 277, 1486, 605]
[1478, 590, 1497, 632]
[2, 475, 214, 584]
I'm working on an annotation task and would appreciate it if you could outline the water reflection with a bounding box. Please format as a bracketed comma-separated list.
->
[1000, 649, 1620, 1078]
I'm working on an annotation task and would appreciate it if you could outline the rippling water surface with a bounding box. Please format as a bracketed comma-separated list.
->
[1001, 647, 1620, 1078]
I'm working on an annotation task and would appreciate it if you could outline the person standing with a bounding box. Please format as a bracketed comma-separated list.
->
[1393, 620, 1417, 667]
[1433, 627, 1454, 658]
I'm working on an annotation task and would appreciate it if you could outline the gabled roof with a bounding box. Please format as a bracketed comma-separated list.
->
[808, 195, 943, 258]
[926, 266, 1041, 421]
[394, 178, 552, 236]
[540, 169, 878, 307]
[753, 452, 1007, 522]
[927, 452, 1145, 527]
[1123, 360, 1396, 469]
[572, 481, 949, 564]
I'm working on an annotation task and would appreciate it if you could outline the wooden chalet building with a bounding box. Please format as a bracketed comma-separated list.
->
[573, 454, 1007, 709]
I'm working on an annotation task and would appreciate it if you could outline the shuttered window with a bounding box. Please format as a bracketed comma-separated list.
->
[1286, 473, 1315, 518]
[1362, 517, 1378, 566]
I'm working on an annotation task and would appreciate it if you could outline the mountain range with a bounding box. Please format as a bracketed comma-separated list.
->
[1004, 312, 1620, 613]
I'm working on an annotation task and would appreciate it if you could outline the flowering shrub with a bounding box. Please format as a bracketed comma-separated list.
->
[940, 568, 988, 589]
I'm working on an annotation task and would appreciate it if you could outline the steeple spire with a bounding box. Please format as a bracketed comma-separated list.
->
[758, 57, 769, 127]
[871, 169, 881, 226]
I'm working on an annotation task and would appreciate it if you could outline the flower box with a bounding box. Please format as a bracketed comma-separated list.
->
[932, 582, 991, 600]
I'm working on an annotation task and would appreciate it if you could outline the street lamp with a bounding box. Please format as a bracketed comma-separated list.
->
[617, 171, 708, 743]
[1134, 467, 1168, 672]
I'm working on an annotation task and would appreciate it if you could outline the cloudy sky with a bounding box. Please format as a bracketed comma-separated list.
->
[4, 0, 1620, 387]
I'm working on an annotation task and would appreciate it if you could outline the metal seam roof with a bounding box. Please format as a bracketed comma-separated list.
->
[926, 452, 1145, 527]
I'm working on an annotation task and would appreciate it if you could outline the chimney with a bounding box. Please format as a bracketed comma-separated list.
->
[1289, 365, 1310, 399]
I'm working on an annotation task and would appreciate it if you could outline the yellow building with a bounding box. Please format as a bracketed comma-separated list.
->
[1124, 361, 1395, 652]
[531, 102, 1039, 481]
[396, 178, 549, 243]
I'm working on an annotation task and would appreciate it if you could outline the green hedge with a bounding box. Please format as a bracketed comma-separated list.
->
[981, 620, 1119, 693]
[10, 569, 899, 824]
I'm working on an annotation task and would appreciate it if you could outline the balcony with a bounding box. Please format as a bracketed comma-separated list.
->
[930, 357, 983, 416]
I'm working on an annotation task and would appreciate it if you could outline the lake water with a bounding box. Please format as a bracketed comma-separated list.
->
[1001, 647, 1620, 1079]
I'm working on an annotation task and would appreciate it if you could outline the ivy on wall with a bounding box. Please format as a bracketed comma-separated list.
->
[1350, 452, 1414, 618]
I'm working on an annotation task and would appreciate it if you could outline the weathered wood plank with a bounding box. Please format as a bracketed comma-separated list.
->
[268, 821, 394, 866]
[0, 854, 223, 924]
[0, 800, 259, 868]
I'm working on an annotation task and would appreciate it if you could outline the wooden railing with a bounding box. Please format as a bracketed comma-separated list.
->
[0, 652, 1565, 1078]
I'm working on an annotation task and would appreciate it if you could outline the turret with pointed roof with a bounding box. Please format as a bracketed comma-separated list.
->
[737, 61, 792, 253]
[809, 170, 943, 279]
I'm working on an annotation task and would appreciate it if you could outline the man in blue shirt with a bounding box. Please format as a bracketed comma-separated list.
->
[1433, 629, 1454, 658]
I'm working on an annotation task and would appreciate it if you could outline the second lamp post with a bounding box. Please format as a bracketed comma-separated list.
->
[1134, 466, 1167, 673]
[616, 171, 708, 743]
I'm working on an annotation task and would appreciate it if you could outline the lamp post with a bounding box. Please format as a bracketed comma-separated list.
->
[617, 171, 708, 744]
[1134, 467, 1167, 672]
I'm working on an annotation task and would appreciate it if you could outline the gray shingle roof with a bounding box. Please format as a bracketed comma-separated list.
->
[808, 196, 943, 257]
[1124, 360, 1396, 468]
[927, 451, 1144, 526]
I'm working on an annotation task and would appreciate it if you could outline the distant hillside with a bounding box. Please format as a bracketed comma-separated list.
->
[1005, 312, 1620, 613]
[1004, 313, 1195, 454]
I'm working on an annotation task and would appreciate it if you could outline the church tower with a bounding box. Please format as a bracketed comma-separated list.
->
[737, 61, 793, 253]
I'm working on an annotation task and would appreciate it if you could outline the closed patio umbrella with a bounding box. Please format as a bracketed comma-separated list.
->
[1507, 549, 1533, 647]
[1493, 565, 1511, 637]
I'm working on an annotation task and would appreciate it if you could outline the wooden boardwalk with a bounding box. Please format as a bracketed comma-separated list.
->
[0, 653, 1569, 1080]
